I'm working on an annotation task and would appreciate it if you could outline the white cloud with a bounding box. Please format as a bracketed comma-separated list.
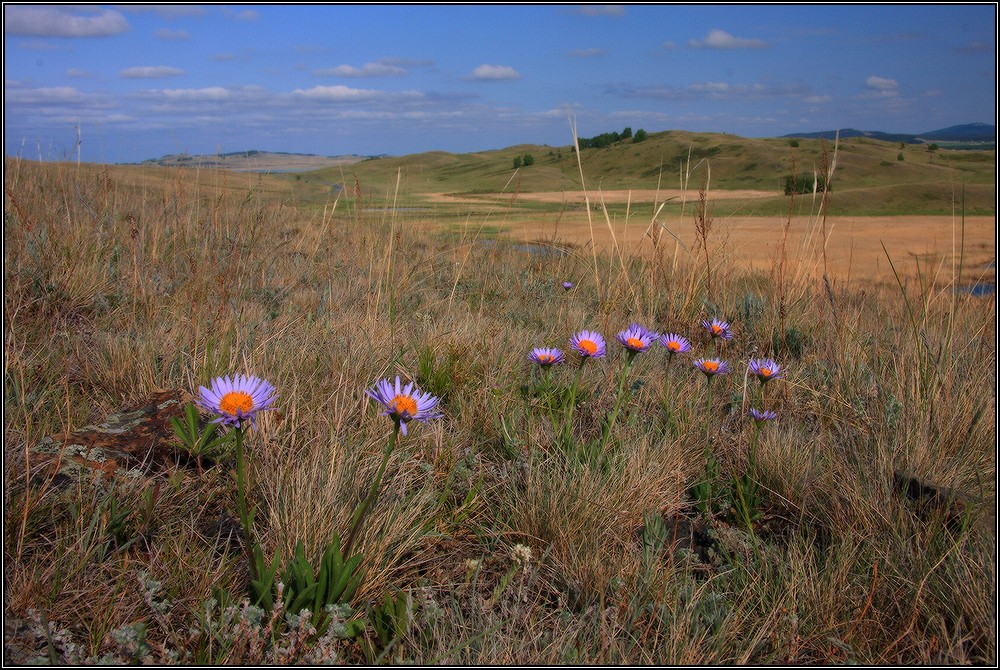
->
[121, 66, 185, 78]
[314, 62, 406, 77]
[5, 85, 87, 104]
[865, 75, 899, 93]
[4, 6, 129, 38]
[688, 29, 768, 49]
[156, 28, 190, 41]
[469, 64, 521, 81]
[159, 87, 232, 101]
[292, 85, 381, 101]
[66, 68, 94, 78]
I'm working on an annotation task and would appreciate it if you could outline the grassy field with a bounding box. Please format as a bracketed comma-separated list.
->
[3, 141, 996, 664]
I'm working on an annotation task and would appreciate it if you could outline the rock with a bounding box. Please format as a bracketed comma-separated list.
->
[19, 389, 189, 490]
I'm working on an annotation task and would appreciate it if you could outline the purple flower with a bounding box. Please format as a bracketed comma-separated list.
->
[749, 408, 777, 422]
[693, 358, 731, 377]
[366, 376, 443, 436]
[528, 347, 566, 367]
[562, 281, 574, 291]
[748, 358, 783, 383]
[702, 318, 733, 341]
[568, 330, 607, 359]
[615, 324, 655, 354]
[658, 332, 692, 356]
[196, 374, 278, 429]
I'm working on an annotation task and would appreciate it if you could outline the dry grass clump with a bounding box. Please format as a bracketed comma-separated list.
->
[3, 155, 995, 664]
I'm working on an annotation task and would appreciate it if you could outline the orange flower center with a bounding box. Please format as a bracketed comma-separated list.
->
[579, 340, 597, 355]
[538, 353, 554, 364]
[626, 337, 644, 349]
[667, 341, 681, 352]
[220, 391, 254, 416]
[760, 367, 772, 377]
[711, 324, 722, 334]
[702, 361, 719, 373]
[390, 395, 418, 417]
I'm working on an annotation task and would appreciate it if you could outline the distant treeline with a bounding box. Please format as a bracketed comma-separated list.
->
[577, 127, 648, 149]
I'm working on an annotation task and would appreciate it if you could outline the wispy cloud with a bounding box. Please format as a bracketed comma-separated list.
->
[224, 8, 259, 22]
[688, 29, 768, 49]
[156, 28, 190, 41]
[292, 85, 382, 101]
[957, 41, 993, 54]
[569, 48, 607, 58]
[864, 75, 899, 97]
[469, 64, 521, 81]
[158, 87, 234, 101]
[118, 6, 207, 19]
[15, 39, 71, 52]
[4, 6, 129, 38]
[314, 61, 407, 77]
[574, 5, 625, 17]
[610, 81, 809, 102]
[121, 66, 185, 79]
[66, 68, 94, 78]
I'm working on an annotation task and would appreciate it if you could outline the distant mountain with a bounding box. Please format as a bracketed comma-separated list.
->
[139, 150, 376, 172]
[782, 123, 995, 144]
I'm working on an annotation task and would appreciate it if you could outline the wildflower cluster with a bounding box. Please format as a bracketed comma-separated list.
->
[188, 367, 444, 631]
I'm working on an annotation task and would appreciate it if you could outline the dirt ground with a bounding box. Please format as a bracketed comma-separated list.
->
[495, 212, 996, 288]
[425, 188, 776, 204]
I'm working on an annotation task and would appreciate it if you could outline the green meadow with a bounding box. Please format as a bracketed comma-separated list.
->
[3, 132, 996, 664]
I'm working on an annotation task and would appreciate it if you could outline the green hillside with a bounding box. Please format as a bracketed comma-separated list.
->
[293, 130, 995, 216]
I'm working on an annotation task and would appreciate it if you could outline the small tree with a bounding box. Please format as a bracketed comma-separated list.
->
[927, 143, 939, 152]
[622, 127, 633, 140]
[632, 129, 648, 143]
[522, 153, 534, 166]
[512, 156, 522, 169]
[789, 139, 800, 148]
[897, 152, 904, 161]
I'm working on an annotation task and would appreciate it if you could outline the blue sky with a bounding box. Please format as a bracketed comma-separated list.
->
[4, 4, 996, 163]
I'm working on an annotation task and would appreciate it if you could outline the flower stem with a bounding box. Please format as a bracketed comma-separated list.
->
[561, 358, 587, 448]
[661, 355, 674, 422]
[602, 351, 635, 449]
[343, 423, 399, 557]
[233, 426, 256, 580]
[705, 377, 714, 447]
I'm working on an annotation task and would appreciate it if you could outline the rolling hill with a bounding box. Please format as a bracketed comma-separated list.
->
[289, 129, 995, 216]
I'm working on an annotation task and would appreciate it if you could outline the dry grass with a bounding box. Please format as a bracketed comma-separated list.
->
[3, 154, 995, 664]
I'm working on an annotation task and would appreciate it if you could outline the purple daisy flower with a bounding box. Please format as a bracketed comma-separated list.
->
[562, 281, 574, 291]
[658, 332, 692, 356]
[749, 408, 778, 422]
[748, 358, 783, 383]
[615, 324, 655, 354]
[196, 374, 278, 429]
[568, 330, 607, 359]
[702, 318, 734, 341]
[528, 347, 566, 367]
[693, 357, 731, 377]
[366, 376, 443, 436]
